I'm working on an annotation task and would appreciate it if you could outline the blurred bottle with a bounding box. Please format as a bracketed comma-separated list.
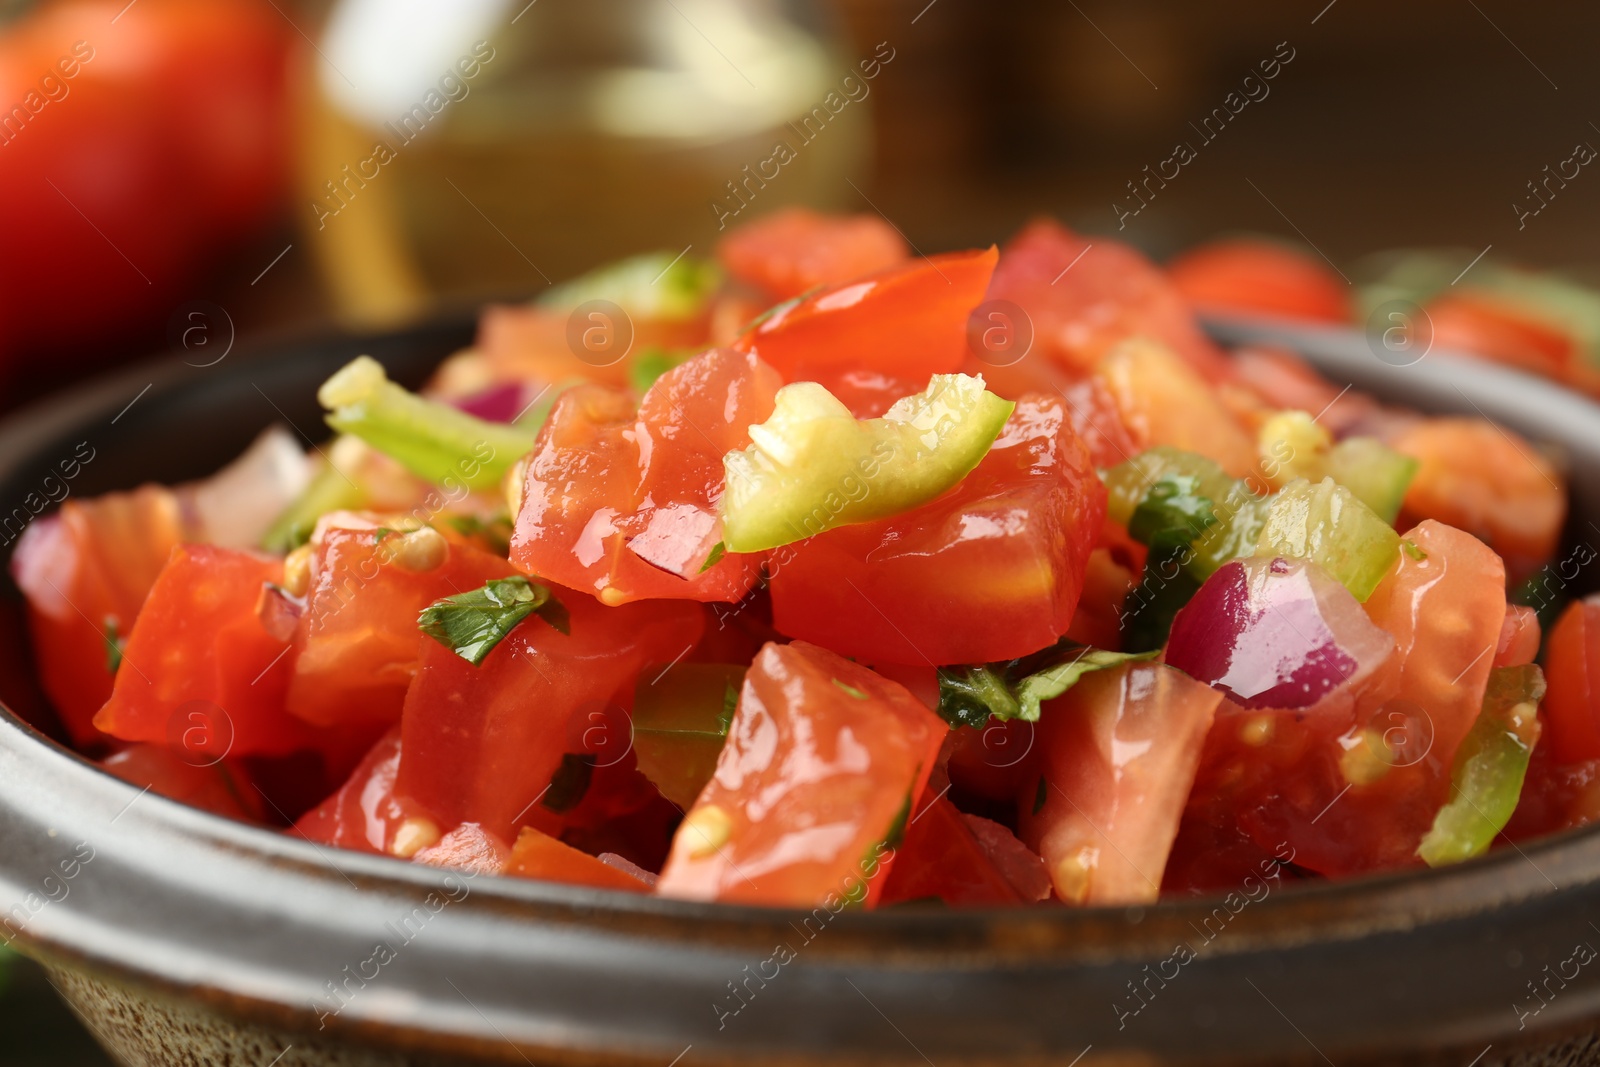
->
[296, 0, 868, 325]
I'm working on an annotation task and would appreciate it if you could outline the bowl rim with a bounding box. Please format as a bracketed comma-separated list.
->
[3, 312, 1600, 1064]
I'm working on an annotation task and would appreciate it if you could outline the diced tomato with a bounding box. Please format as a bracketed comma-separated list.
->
[1161, 815, 1304, 897]
[986, 219, 1233, 381]
[656, 642, 946, 906]
[731, 248, 998, 386]
[1059, 377, 1137, 470]
[397, 593, 703, 841]
[475, 303, 711, 391]
[1167, 239, 1351, 325]
[287, 526, 517, 727]
[1094, 340, 1257, 478]
[414, 822, 511, 876]
[1504, 739, 1600, 841]
[1391, 418, 1565, 585]
[1018, 663, 1223, 905]
[944, 718, 1041, 805]
[768, 395, 1106, 665]
[100, 744, 263, 822]
[1495, 604, 1542, 669]
[880, 795, 1022, 906]
[1228, 346, 1385, 440]
[503, 827, 652, 892]
[1542, 598, 1600, 763]
[93, 544, 341, 759]
[716, 208, 908, 301]
[1194, 521, 1506, 876]
[1065, 547, 1136, 651]
[11, 485, 185, 746]
[1425, 291, 1577, 381]
[293, 728, 424, 854]
[509, 349, 781, 604]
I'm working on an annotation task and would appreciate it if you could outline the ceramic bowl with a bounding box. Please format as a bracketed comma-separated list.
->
[2, 313, 1600, 1066]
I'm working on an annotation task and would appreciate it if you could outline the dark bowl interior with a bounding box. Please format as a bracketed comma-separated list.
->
[2, 313, 1600, 1066]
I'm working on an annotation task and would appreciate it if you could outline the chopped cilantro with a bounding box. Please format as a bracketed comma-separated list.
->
[1402, 538, 1428, 561]
[418, 576, 568, 666]
[698, 542, 727, 574]
[1128, 472, 1217, 552]
[936, 641, 1158, 729]
[103, 616, 125, 675]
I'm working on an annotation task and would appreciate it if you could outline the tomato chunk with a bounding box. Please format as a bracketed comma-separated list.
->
[1543, 597, 1600, 763]
[503, 827, 652, 891]
[101, 744, 263, 823]
[415, 822, 512, 876]
[985, 219, 1232, 381]
[1019, 663, 1223, 905]
[768, 394, 1106, 664]
[1391, 417, 1564, 585]
[287, 525, 517, 727]
[11, 484, 184, 746]
[293, 728, 425, 853]
[1425, 291, 1577, 381]
[717, 208, 908, 300]
[94, 544, 328, 758]
[397, 592, 703, 840]
[656, 642, 946, 906]
[732, 248, 998, 385]
[879, 795, 1023, 906]
[1495, 604, 1542, 669]
[1167, 239, 1351, 325]
[1094, 340, 1257, 478]
[510, 348, 781, 604]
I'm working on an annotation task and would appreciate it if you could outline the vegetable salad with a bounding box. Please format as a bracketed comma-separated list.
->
[12, 210, 1592, 907]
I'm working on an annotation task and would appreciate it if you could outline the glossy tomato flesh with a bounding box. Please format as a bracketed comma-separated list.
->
[716, 208, 908, 301]
[769, 394, 1106, 665]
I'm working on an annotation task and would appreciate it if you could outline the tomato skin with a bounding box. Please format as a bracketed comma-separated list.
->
[987, 219, 1233, 382]
[287, 527, 517, 728]
[414, 823, 511, 876]
[879, 795, 1022, 906]
[510, 349, 781, 604]
[732, 247, 998, 385]
[1167, 239, 1351, 325]
[11, 484, 184, 747]
[92, 544, 328, 758]
[657, 642, 947, 906]
[101, 744, 263, 823]
[717, 209, 908, 301]
[397, 594, 704, 841]
[1543, 598, 1600, 763]
[1094, 340, 1257, 479]
[503, 827, 652, 892]
[1495, 604, 1542, 669]
[1018, 664, 1223, 905]
[945, 719, 1041, 804]
[1194, 521, 1506, 876]
[769, 395, 1106, 665]
[1425, 292, 1577, 381]
[1391, 418, 1564, 585]
[294, 728, 421, 853]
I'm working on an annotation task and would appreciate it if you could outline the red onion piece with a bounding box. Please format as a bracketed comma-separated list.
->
[1165, 557, 1393, 710]
[453, 382, 533, 424]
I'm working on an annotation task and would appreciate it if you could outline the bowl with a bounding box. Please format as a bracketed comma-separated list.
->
[3, 313, 1600, 1067]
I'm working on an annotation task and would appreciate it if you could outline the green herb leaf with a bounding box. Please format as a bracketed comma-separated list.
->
[418, 576, 567, 666]
[698, 541, 727, 574]
[1402, 538, 1427, 561]
[1128, 472, 1217, 552]
[1122, 547, 1203, 653]
[103, 616, 125, 675]
[936, 641, 1158, 729]
[541, 753, 594, 813]
[881, 790, 913, 852]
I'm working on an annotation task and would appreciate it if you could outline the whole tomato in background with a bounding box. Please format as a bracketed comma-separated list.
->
[0, 0, 291, 372]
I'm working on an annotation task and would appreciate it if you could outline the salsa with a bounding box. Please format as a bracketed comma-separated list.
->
[12, 207, 1587, 908]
